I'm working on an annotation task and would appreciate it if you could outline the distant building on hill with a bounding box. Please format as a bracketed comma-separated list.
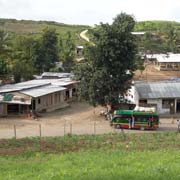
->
[76, 45, 83, 56]
[146, 53, 180, 71]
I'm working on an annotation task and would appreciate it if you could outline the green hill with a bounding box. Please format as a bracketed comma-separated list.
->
[0, 18, 89, 45]
[135, 20, 180, 33]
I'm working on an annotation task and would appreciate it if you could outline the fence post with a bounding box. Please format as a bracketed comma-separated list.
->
[14, 124, 16, 139]
[113, 123, 116, 134]
[70, 122, 72, 135]
[64, 121, 66, 137]
[39, 124, 42, 138]
[94, 121, 96, 135]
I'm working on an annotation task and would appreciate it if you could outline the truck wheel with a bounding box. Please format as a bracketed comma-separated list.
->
[115, 124, 121, 129]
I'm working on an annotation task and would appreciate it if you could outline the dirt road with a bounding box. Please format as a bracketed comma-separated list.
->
[0, 102, 178, 139]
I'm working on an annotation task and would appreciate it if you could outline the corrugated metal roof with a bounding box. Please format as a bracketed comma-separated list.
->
[146, 53, 180, 62]
[0, 81, 51, 93]
[20, 85, 66, 98]
[41, 72, 72, 78]
[135, 81, 180, 99]
[0, 79, 77, 94]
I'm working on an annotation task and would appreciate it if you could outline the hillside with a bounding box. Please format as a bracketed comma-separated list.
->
[0, 18, 89, 44]
[135, 20, 180, 33]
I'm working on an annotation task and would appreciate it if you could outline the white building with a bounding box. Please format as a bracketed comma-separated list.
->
[129, 81, 180, 114]
[146, 53, 180, 71]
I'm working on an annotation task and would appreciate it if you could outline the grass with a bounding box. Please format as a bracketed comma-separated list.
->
[0, 132, 180, 179]
[0, 18, 89, 45]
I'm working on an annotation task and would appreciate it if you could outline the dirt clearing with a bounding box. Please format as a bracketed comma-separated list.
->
[0, 102, 178, 139]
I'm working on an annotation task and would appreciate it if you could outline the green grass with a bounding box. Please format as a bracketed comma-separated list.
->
[0, 18, 89, 45]
[0, 150, 180, 180]
[0, 132, 180, 180]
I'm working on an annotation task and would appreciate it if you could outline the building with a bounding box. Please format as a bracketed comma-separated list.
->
[0, 78, 78, 117]
[41, 72, 72, 79]
[130, 81, 180, 114]
[76, 45, 84, 56]
[146, 53, 180, 71]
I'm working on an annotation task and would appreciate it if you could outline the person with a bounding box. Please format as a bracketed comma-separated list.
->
[131, 115, 135, 128]
[149, 116, 154, 128]
[129, 117, 132, 129]
[129, 115, 134, 129]
[177, 120, 180, 131]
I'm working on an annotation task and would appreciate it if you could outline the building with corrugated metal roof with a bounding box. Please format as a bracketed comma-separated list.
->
[0, 78, 78, 117]
[146, 53, 180, 71]
[132, 81, 180, 114]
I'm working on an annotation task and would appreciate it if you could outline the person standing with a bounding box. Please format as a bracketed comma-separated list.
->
[129, 117, 132, 129]
[131, 115, 135, 128]
[178, 120, 180, 132]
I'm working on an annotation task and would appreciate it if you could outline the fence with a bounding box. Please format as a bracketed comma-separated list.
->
[0, 121, 122, 139]
[0, 119, 178, 139]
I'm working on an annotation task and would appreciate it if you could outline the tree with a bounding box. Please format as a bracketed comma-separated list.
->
[12, 35, 36, 62]
[59, 32, 75, 72]
[11, 35, 36, 82]
[75, 13, 137, 109]
[0, 30, 10, 78]
[12, 60, 34, 83]
[165, 25, 179, 52]
[32, 27, 59, 73]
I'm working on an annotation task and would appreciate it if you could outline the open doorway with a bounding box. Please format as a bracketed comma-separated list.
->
[176, 99, 180, 113]
[7, 104, 19, 114]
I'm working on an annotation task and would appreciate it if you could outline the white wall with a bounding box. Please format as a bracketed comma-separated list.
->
[147, 99, 170, 114]
[125, 85, 139, 105]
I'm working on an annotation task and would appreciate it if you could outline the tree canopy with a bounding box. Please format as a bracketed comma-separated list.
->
[75, 13, 137, 109]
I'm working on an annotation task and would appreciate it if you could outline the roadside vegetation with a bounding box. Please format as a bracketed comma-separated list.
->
[0, 132, 179, 179]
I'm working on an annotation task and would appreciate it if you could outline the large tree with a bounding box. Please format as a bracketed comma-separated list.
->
[75, 13, 137, 109]
[59, 32, 75, 72]
[0, 30, 10, 77]
[33, 27, 59, 73]
[11, 35, 36, 82]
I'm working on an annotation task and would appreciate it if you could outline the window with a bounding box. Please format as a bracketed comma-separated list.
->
[38, 98, 41, 104]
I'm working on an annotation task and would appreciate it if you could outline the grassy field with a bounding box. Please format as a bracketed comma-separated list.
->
[0, 18, 89, 45]
[0, 132, 180, 180]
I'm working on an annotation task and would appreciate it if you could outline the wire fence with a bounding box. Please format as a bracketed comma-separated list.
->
[0, 121, 120, 139]
[0, 120, 178, 139]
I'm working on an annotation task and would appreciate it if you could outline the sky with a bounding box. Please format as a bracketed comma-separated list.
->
[0, 0, 180, 25]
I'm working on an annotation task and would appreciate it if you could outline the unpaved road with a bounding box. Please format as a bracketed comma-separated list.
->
[80, 29, 90, 42]
[0, 102, 178, 139]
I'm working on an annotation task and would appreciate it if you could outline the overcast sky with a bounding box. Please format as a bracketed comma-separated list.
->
[0, 0, 180, 25]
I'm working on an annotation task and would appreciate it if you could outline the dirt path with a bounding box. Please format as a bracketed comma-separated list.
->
[80, 29, 90, 42]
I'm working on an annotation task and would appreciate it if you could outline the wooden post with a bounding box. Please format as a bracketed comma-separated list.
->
[14, 124, 16, 139]
[94, 121, 96, 135]
[113, 123, 116, 134]
[39, 124, 42, 138]
[64, 121, 66, 136]
[70, 122, 72, 135]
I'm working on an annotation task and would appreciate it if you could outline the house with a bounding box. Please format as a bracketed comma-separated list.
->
[0, 78, 78, 116]
[146, 53, 180, 71]
[76, 45, 83, 56]
[130, 81, 180, 114]
[41, 72, 73, 79]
